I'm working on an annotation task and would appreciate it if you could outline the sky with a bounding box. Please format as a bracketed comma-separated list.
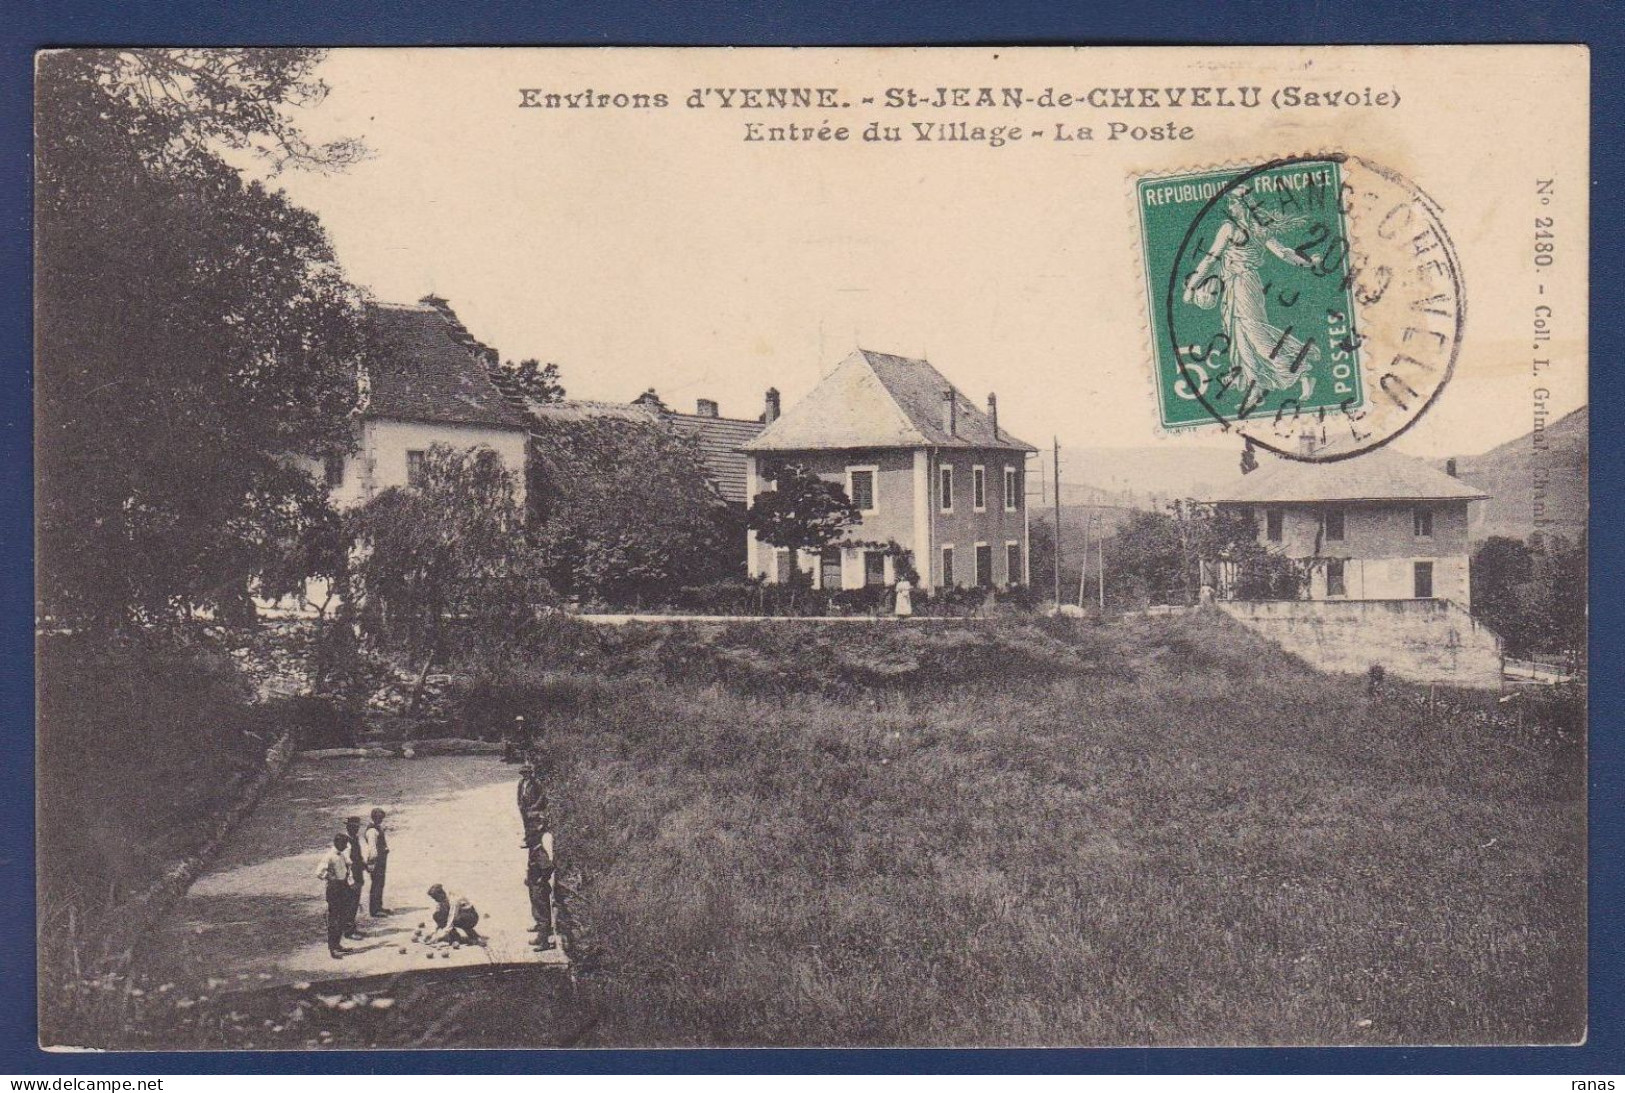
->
[262, 47, 1588, 477]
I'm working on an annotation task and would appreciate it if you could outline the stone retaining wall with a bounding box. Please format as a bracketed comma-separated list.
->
[1217, 598, 1504, 689]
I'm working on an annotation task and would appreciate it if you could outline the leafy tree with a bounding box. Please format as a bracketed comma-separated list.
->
[531, 416, 741, 604]
[347, 445, 553, 659]
[1471, 536, 1536, 647]
[501, 358, 567, 404]
[1100, 509, 1188, 607]
[1472, 533, 1586, 660]
[1191, 504, 1306, 601]
[746, 464, 863, 571]
[35, 49, 363, 627]
[1098, 503, 1304, 608]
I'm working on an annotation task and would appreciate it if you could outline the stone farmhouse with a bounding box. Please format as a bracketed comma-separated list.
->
[312, 299, 531, 511]
[742, 349, 1038, 592]
[1205, 444, 1503, 689]
[1207, 445, 1488, 609]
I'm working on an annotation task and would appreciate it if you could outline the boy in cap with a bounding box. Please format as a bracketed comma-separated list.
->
[517, 757, 550, 850]
[363, 807, 390, 916]
[342, 816, 366, 938]
[315, 834, 352, 959]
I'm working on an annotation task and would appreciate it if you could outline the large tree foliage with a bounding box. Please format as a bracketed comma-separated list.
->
[1472, 533, 1587, 660]
[347, 445, 552, 657]
[35, 49, 362, 627]
[531, 416, 743, 604]
[746, 463, 862, 562]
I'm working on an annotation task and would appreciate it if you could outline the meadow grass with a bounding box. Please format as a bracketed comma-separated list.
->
[523, 613, 1584, 1046]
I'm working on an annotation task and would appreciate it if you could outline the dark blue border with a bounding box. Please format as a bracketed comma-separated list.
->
[4, 0, 1620, 1076]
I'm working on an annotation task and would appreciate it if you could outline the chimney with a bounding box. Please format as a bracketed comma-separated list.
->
[696, 398, 719, 418]
[764, 387, 781, 424]
[987, 393, 1000, 440]
[1446, 457, 1458, 477]
[942, 388, 958, 436]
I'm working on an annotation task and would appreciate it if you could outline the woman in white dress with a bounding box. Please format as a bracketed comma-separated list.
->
[1183, 186, 1322, 401]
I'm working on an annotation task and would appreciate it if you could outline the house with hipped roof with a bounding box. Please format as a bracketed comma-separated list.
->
[1207, 443, 1489, 609]
[742, 349, 1038, 592]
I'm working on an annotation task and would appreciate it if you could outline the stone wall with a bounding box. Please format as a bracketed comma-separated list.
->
[1217, 598, 1504, 689]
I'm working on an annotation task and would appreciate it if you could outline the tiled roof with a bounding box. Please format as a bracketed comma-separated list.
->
[665, 412, 767, 504]
[515, 398, 764, 504]
[362, 304, 529, 430]
[743, 349, 1036, 453]
[1207, 447, 1490, 504]
[522, 398, 662, 425]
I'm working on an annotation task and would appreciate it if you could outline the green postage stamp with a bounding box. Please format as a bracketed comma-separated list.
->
[1136, 159, 1365, 434]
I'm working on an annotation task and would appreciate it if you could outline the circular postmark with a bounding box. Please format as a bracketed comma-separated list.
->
[1160, 153, 1464, 462]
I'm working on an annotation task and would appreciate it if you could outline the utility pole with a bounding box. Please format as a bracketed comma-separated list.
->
[1098, 533, 1106, 609]
[1079, 506, 1094, 609]
[1052, 438, 1062, 610]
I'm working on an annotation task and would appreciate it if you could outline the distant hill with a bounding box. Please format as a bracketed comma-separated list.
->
[1445, 405, 1587, 542]
[1047, 445, 1238, 511]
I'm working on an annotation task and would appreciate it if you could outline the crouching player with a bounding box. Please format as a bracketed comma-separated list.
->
[425, 883, 483, 945]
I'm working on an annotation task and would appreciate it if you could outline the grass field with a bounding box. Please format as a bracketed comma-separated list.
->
[41, 612, 1585, 1048]
[531, 614, 1584, 1046]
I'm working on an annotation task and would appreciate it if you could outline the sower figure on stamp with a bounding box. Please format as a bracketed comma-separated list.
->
[316, 834, 352, 959]
[363, 807, 390, 916]
[1183, 184, 1323, 401]
[341, 816, 366, 939]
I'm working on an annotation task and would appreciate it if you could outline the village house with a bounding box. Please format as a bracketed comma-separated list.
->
[268, 298, 531, 614]
[741, 349, 1037, 592]
[1208, 444, 1489, 609]
[316, 298, 531, 510]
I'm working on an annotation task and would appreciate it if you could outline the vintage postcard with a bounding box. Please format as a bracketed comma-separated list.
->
[34, 45, 1587, 1049]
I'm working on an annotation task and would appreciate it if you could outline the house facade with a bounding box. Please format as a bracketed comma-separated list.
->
[1208, 446, 1489, 609]
[268, 299, 530, 615]
[313, 298, 531, 511]
[741, 349, 1036, 592]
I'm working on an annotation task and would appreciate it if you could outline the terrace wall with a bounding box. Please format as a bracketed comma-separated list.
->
[1218, 598, 1503, 689]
